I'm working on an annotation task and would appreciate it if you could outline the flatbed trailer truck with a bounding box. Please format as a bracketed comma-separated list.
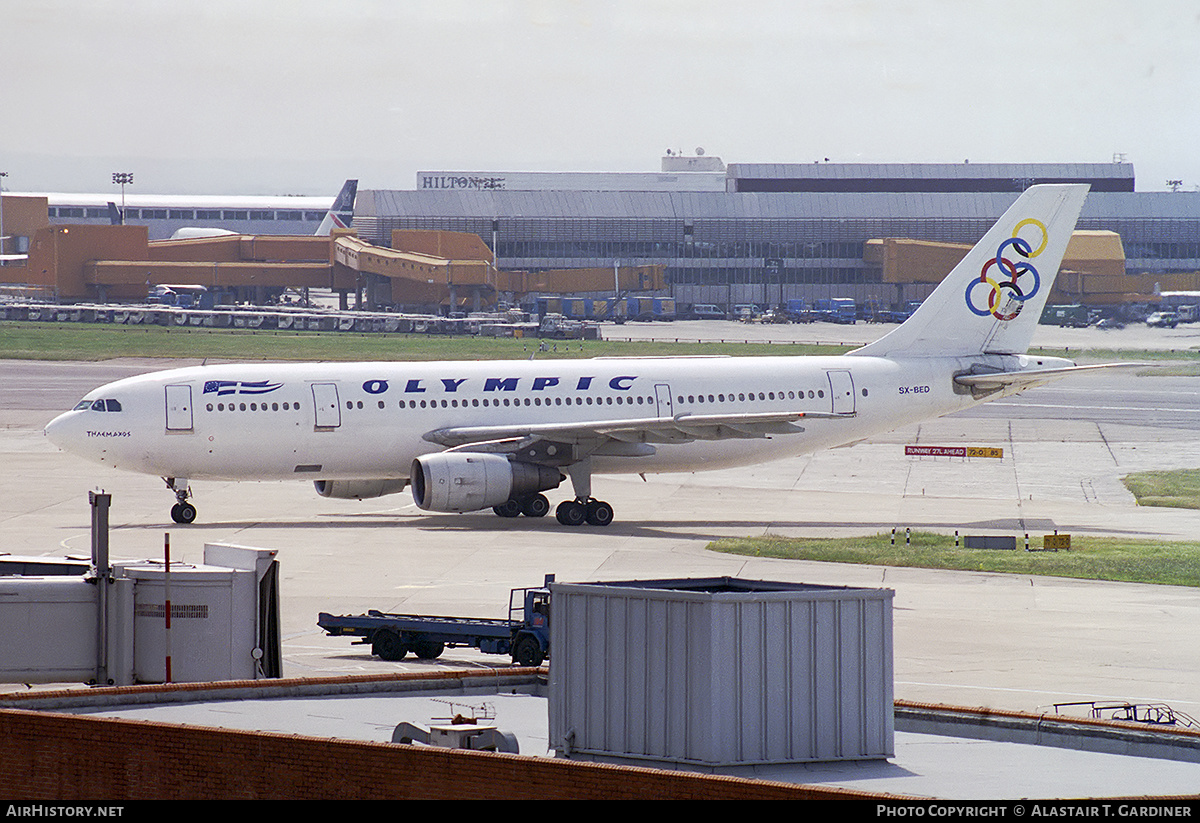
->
[317, 575, 553, 667]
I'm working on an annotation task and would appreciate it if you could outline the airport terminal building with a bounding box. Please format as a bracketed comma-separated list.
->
[352, 161, 1200, 309]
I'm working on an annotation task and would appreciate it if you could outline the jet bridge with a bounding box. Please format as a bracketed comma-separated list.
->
[0, 492, 281, 686]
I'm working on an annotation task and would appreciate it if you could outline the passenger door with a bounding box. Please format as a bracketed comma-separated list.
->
[311, 383, 341, 429]
[164, 384, 194, 432]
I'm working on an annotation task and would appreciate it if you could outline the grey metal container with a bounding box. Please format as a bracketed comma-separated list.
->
[548, 577, 894, 766]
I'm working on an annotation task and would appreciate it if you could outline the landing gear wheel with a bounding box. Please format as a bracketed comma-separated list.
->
[585, 499, 614, 527]
[412, 640, 444, 660]
[171, 502, 197, 524]
[372, 630, 408, 661]
[555, 500, 586, 527]
[493, 499, 521, 518]
[513, 635, 545, 667]
[521, 494, 550, 518]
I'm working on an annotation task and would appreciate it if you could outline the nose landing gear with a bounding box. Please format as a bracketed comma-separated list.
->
[165, 477, 197, 524]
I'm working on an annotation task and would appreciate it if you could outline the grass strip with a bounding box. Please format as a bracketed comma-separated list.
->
[0, 322, 848, 361]
[1123, 469, 1200, 510]
[709, 531, 1200, 587]
[3, 321, 1198, 364]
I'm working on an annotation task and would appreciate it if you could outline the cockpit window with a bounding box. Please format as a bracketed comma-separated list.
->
[77, 398, 122, 412]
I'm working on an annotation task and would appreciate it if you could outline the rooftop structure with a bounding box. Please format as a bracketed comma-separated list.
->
[354, 162, 1200, 309]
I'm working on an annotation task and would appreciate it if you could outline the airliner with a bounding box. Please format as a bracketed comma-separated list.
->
[164, 179, 357, 239]
[27, 180, 356, 241]
[45, 184, 1112, 527]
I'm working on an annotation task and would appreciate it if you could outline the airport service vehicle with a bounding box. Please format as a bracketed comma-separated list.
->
[1040, 304, 1091, 328]
[814, 297, 857, 324]
[686, 304, 726, 320]
[784, 299, 815, 323]
[732, 303, 762, 322]
[318, 576, 553, 666]
[1145, 311, 1179, 329]
[626, 296, 676, 321]
[46, 185, 1125, 529]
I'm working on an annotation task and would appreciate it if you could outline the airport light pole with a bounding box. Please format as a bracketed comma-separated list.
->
[112, 172, 133, 225]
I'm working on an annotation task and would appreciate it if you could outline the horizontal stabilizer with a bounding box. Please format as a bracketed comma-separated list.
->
[954, 362, 1145, 391]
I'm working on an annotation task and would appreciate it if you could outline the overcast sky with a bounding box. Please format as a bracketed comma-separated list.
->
[4, 0, 1198, 195]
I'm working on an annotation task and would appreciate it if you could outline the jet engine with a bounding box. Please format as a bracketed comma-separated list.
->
[411, 453, 563, 513]
[314, 478, 409, 500]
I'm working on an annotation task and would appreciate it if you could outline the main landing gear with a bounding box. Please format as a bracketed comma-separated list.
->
[491, 458, 615, 527]
[492, 493, 551, 519]
[555, 498, 614, 527]
[165, 477, 197, 524]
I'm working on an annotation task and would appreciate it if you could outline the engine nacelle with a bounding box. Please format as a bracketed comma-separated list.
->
[411, 453, 563, 513]
[314, 478, 409, 500]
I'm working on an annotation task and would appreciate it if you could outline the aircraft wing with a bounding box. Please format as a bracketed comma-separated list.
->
[424, 409, 853, 460]
[954, 362, 1145, 391]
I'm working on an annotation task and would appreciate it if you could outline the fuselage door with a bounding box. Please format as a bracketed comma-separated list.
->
[164, 384, 194, 432]
[826, 370, 856, 414]
[654, 383, 674, 418]
[311, 383, 341, 429]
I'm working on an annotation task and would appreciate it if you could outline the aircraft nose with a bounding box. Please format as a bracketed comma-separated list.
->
[44, 410, 79, 452]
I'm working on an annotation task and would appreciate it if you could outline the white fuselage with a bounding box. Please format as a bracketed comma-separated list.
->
[43, 352, 1038, 485]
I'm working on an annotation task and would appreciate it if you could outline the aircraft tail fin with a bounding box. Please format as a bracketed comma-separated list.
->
[315, 179, 358, 235]
[107, 202, 123, 225]
[849, 184, 1089, 359]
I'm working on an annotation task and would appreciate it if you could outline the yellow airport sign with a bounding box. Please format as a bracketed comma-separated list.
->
[905, 446, 1003, 459]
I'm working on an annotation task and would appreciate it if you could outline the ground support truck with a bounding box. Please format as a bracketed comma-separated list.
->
[317, 576, 553, 667]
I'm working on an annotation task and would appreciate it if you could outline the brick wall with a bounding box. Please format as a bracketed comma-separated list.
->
[0, 708, 869, 800]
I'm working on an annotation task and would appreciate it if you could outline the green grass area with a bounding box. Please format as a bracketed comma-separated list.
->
[1123, 469, 1200, 510]
[3, 321, 1198, 364]
[0, 322, 849, 362]
[709, 531, 1200, 587]
[1030, 346, 1200, 364]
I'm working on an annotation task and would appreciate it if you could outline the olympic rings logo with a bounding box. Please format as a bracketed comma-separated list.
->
[965, 218, 1047, 321]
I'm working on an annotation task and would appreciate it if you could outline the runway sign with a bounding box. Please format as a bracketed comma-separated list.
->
[905, 446, 1003, 459]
